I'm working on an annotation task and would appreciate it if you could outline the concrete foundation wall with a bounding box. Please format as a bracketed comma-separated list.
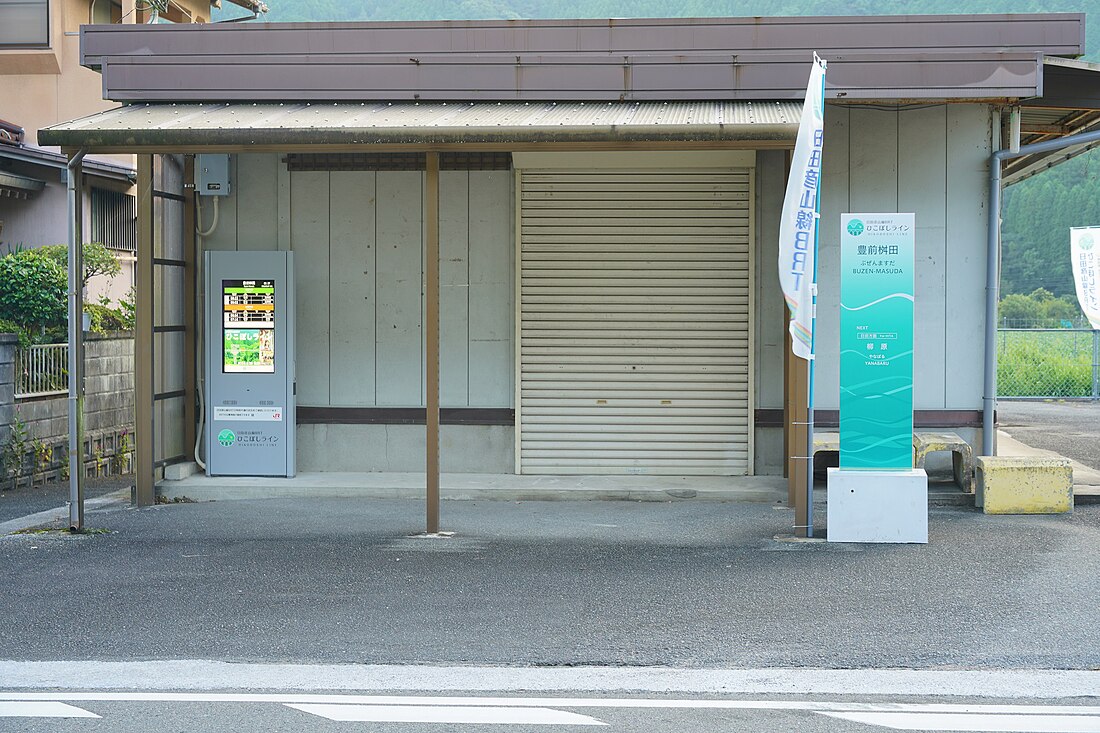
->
[296, 423, 514, 473]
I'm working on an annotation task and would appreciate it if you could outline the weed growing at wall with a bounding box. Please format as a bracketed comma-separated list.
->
[1, 410, 30, 490]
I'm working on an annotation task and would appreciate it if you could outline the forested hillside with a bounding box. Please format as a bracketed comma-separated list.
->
[219, 1, 1100, 305]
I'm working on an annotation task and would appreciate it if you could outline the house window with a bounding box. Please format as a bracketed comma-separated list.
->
[0, 0, 50, 47]
[91, 187, 137, 253]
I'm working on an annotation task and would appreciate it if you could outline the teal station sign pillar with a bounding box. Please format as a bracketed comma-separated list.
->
[827, 213, 928, 543]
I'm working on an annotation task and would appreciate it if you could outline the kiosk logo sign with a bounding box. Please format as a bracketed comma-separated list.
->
[218, 429, 236, 447]
[847, 219, 865, 237]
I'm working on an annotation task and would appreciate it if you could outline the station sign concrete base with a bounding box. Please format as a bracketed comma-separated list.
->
[826, 468, 928, 543]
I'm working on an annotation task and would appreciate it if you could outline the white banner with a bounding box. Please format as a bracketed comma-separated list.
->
[1071, 227, 1100, 330]
[777, 53, 827, 360]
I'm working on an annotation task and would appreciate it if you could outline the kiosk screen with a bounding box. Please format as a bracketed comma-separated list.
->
[222, 279, 276, 373]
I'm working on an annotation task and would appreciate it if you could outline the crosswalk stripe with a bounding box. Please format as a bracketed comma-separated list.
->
[2, 693, 1100, 716]
[285, 704, 606, 725]
[820, 712, 1100, 732]
[0, 701, 99, 718]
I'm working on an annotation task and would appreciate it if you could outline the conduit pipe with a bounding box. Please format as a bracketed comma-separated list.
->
[192, 194, 220, 471]
[984, 126, 1100, 456]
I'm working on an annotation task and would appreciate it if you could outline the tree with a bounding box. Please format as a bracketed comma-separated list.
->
[36, 241, 122, 290]
[998, 293, 1039, 323]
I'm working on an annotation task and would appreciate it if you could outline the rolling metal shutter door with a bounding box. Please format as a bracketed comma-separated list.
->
[519, 168, 752, 475]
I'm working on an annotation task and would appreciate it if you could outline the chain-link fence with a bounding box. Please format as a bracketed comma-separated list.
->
[997, 328, 1100, 400]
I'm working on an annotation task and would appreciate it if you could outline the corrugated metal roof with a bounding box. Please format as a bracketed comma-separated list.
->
[40, 101, 800, 150]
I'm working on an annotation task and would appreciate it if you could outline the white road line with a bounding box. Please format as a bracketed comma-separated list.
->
[0, 701, 99, 718]
[0, 693, 1099, 717]
[286, 703, 606, 725]
[3, 662, 1100, 698]
[820, 712, 1100, 732]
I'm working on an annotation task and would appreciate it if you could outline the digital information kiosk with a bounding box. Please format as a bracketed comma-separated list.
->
[204, 251, 295, 477]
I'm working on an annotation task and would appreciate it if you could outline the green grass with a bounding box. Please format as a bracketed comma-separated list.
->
[997, 331, 1095, 398]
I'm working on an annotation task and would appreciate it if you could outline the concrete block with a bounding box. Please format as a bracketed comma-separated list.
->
[975, 456, 1072, 514]
[913, 431, 974, 493]
[164, 461, 199, 481]
[753, 426, 784, 476]
[84, 375, 109, 395]
[827, 468, 928, 543]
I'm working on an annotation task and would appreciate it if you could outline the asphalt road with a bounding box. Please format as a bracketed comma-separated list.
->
[1, 497, 1098, 670]
[0, 475, 131, 524]
[999, 400, 1100, 470]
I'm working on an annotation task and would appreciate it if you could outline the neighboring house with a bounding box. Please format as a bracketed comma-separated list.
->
[0, 0, 265, 302]
[0, 124, 136, 302]
[39, 14, 1100, 506]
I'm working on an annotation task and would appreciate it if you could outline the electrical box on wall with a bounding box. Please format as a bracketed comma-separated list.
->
[204, 251, 295, 477]
[196, 154, 231, 196]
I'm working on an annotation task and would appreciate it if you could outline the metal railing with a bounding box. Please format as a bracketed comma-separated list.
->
[14, 343, 68, 399]
[997, 328, 1100, 400]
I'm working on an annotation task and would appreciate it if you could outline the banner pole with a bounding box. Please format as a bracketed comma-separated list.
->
[804, 62, 825, 540]
[777, 53, 826, 538]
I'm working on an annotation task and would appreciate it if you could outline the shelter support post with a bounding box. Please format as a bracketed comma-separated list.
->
[66, 148, 87, 531]
[182, 156, 197, 458]
[134, 155, 155, 506]
[787, 330, 810, 536]
[425, 151, 441, 533]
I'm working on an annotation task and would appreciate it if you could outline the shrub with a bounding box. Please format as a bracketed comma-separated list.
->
[0, 250, 67, 332]
[85, 303, 130, 333]
[0, 319, 32, 348]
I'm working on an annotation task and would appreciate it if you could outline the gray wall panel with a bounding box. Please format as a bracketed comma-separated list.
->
[753, 149, 786, 411]
[290, 169, 331, 406]
[329, 170, 377, 406]
[900, 105, 949, 410]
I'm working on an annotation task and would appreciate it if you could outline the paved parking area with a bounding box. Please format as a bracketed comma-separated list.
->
[999, 401, 1100, 470]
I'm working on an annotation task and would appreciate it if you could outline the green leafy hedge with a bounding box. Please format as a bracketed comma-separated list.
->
[0, 250, 67, 333]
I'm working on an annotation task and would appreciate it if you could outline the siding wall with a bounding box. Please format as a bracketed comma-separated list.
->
[203, 112, 990, 477]
[815, 103, 991, 412]
[754, 103, 991, 472]
[203, 154, 514, 409]
[753, 149, 788, 473]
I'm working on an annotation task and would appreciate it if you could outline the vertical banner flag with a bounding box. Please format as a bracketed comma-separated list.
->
[778, 53, 827, 359]
[839, 214, 915, 470]
[1070, 227, 1100, 330]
